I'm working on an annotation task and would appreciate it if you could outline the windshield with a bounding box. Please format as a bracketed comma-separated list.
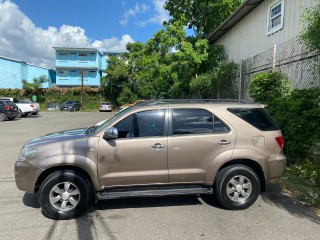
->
[65, 101, 74, 104]
[95, 106, 136, 134]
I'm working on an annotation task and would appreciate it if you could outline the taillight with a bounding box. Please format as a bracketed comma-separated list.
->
[30, 104, 34, 108]
[5, 105, 12, 110]
[275, 136, 284, 148]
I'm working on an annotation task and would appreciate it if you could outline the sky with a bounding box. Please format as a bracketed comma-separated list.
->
[0, 0, 170, 68]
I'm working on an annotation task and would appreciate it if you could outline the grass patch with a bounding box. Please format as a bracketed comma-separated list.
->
[271, 162, 320, 215]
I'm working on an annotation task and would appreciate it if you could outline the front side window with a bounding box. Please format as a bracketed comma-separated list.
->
[172, 109, 229, 135]
[114, 109, 165, 138]
[267, 0, 284, 35]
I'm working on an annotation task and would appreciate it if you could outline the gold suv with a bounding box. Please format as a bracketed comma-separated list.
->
[15, 102, 286, 219]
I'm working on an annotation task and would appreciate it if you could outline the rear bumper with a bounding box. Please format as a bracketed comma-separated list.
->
[4, 111, 19, 118]
[267, 154, 287, 179]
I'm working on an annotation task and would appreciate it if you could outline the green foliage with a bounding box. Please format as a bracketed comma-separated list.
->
[117, 87, 137, 106]
[121, 19, 210, 100]
[0, 87, 103, 111]
[190, 61, 238, 99]
[289, 160, 320, 184]
[190, 72, 212, 98]
[164, 0, 243, 37]
[249, 71, 320, 164]
[103, 56, 131, 106]
[273, 165, 320, 208]
[249, 71, 292, 104]
[269, 88, 320, 164]
[22, 75, 48, 90]
[300, 0, 320, 51]
[212, 61, 238, 99]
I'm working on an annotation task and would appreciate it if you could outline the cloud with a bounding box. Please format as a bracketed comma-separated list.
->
[119, 3, 150, 26]
[135, 0, 170, 27]
[92, 34, 135, 52]
[0, 1, 134, 68]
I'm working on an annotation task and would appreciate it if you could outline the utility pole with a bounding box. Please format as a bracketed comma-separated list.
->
[81, 70, 84, 109]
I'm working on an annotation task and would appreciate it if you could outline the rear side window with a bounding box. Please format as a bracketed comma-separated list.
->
[228, 108, 279, 131]
[172, 109, 229, 135]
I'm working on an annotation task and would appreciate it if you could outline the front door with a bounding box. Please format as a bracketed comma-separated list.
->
[98, 109, 168, 187]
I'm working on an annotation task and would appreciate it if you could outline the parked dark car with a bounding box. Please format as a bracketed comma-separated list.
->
[0, 100, 20, 121]
[60, 100, 82, 112]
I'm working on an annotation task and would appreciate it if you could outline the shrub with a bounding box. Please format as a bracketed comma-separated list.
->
[249, 71, 292, 104]
[269, 88, 320, 164]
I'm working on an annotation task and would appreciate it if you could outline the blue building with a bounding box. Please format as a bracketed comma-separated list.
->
[0, 56, 55, 89]
[53, 47, 107, 88]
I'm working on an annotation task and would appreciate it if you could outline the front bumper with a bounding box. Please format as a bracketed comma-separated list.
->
[14, 161, 44, 193]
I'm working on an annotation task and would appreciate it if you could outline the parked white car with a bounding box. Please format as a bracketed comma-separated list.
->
[19, 100, 40, 115]
[99, 102, 112, 112]
[0, 97, 35, 117]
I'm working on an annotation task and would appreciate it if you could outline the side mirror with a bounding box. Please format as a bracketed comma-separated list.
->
[103, 127, 118, 140]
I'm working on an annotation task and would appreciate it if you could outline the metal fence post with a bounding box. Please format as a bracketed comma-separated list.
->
[272, 44, 277, 71]
[239, 60, 243, 101]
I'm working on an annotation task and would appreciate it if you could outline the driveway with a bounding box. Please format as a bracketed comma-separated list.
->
[0, 112, 319, 240]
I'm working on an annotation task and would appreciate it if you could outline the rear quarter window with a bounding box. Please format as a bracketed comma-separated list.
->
[228, 108, 279, 131]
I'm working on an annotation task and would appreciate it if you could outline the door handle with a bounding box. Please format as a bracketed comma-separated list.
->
[152, 143, 166, 149]
[218, 140, 231, 145]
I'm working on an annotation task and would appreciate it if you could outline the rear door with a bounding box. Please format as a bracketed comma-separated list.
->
[168, 108, 236, 183]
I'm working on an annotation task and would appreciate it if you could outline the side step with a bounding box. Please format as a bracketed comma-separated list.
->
[97, 185, 213, 200]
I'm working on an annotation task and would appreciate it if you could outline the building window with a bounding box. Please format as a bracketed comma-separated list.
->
[79, 53, 88, 57]
[59, 52, 68, 56]
[59, 70, 68, 75]
[267, 0, 284, 35]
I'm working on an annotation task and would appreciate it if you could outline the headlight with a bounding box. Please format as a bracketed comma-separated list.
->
[18, 148, 39, 161]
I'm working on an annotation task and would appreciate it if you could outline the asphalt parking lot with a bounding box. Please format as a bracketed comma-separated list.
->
[0, 112, 319, 240]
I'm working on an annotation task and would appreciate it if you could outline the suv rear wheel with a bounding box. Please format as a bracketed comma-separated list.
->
[38, 170, 92, 220]
[0, 113, 6, 121]
[214, 164, 260, 210]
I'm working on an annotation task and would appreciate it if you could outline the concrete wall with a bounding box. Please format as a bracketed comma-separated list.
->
[0, 57, 53, 89]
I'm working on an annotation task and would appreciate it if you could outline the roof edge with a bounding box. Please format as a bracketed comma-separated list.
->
[207, 0, 264, 44]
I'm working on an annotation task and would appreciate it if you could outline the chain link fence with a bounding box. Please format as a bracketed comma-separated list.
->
[234, 37, 320, 99]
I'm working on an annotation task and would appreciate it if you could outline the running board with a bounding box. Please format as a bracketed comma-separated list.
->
[97, 185, 213, 200]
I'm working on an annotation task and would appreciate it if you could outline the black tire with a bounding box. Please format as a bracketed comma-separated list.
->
[17, 109, 22, 118]
[214, 164, 260, 210]
[32, 112, 38, 115]
[38, 170, 93, 220]
[0, 113, 6, 121]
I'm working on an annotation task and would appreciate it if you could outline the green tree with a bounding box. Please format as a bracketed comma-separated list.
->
[22, 75, 48, 90]
[104, 56, 131, 105]
[300, 1, 320, 51]
[126, 19, 209, 99]
[21, 75, 48, 101]
[164, 0, 243, 37]
[249, 71, 292, 104]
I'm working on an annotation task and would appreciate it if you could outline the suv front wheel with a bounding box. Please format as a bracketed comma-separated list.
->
[38, 170, 92, 220]
[214, 165, 260, 210]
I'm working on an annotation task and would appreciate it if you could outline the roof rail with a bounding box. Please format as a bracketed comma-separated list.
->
[141, 99, 254, 106]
